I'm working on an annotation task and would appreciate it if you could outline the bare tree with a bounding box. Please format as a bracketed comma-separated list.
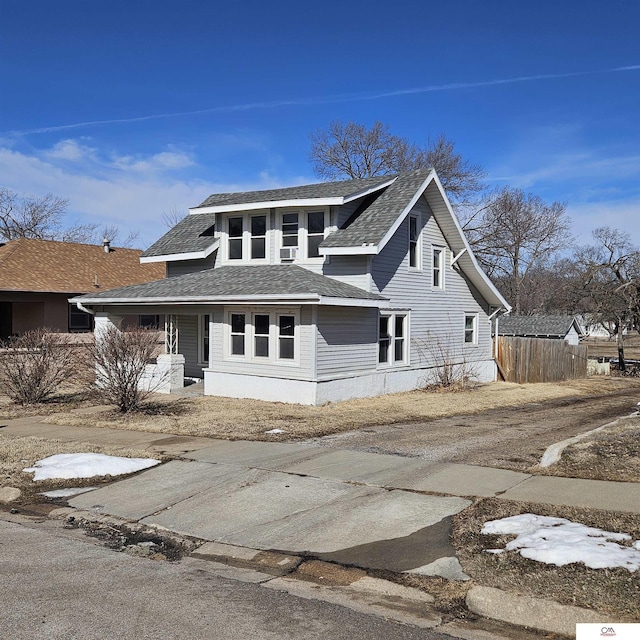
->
[309, 121, 485, 203]
[0, 329, 78, 405]
[161, 207, 187, 228]
[467, 187, 572, 315]
[573, 227, 640, 369]
[0, 188, 69, 241]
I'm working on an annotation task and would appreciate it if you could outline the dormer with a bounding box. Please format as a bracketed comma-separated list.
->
[142, 175, 396, 269]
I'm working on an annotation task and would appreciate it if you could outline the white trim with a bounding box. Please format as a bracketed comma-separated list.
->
[197, 313, 211, 365]
[408, 213, 422, 271]
[189, 180, 395, 216]
[73, 293, 388, 307]
[140, 240, 219, 263]
[464, 312, 479, 346]
[319, 245, 378, 256]
[450, 248, 467, 266]
[378, 311, 410, 368]
[431, 245, 445, 290]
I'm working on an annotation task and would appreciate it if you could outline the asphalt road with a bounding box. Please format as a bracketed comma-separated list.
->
[0, 515, 452, 640]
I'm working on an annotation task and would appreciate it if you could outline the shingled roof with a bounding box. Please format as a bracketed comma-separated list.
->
[195, 175, 394, 209]
[141, 212, 217, 260]
[321, 169, 432, 249]
[73, 264, 387, 305]
[497, 315, 584, 339]
[0, 238, 165, 293]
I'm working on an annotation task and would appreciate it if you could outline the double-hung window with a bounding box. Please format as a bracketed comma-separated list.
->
[228, 217, 244, 260]
[226, 309, 298, 363]
[282, 213, 299, 248]
[307, 211, 325, 258]
[432, 246, 444, 289]
[379, 313, 408, 366]
[408, 214, 421, 269]
[226, 213, 268, 261]
[464, 313, 478, 345]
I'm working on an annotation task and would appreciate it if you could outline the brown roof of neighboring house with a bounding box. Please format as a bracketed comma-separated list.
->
[0, 238, 165, 294]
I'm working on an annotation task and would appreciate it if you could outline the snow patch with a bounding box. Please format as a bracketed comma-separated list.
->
[24, 453, 160, 481]
[482, 513, 640, 572]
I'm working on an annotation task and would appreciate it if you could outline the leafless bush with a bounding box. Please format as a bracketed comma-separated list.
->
[86, 324, 165, 413]
[0, 329, 78, 404]
[414, 333, 479, 391]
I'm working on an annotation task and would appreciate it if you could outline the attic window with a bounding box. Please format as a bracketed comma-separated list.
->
[199, 225, 215, 237]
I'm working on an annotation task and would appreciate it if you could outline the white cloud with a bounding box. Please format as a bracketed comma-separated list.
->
[0, 141, 296, 248]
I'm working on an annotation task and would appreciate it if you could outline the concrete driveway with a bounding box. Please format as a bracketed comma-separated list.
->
[68, 440, 505, 576]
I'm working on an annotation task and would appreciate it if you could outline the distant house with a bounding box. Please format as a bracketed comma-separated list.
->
[0, 238, 165, 339]
[73, 169, 511, 405]
[496, 315, 585, 346]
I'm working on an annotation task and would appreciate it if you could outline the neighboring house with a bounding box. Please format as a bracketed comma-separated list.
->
[72, 169, 510, 405]
[0, 238, 165, 339]
[496, 315, 585, 346]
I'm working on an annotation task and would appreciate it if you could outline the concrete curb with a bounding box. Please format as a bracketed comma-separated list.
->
[466, 585, 605, 637]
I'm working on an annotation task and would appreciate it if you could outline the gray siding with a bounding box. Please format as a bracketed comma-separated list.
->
[322, 255, 370, 291]
[167, 255, 216, 277]
[370, 196, 492, 369]
[316, 306, 377, 378]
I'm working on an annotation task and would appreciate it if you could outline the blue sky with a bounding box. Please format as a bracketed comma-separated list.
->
[1, 0, 639, 248]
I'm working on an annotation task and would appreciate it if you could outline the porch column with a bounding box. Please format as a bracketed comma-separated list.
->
[165, 314, 179, 354]
[154, 314, 184, 392]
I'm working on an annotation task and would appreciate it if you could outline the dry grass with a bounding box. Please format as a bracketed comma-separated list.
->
[538, 417, 640, 483]
[0, 388, 95, 420]
[41, 377, 637, 440]
[0, 434, 164, 503]
[586, 333, 640, 360]
[452, 498, 640, 620]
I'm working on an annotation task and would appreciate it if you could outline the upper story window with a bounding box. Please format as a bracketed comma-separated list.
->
[226, 213, 268, 262]
[228, 217, 244, 260]
[307, 211, 325, 258]
[432, 246, 444, 289]
[251, 215, 267, 259]
[409, 214, 421, 269]
[279, 209, 328, 261]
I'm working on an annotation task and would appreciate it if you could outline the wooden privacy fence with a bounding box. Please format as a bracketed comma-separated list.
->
[496, 336, 588, 383]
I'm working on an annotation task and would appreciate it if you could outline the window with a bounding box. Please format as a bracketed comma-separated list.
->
[282, 213, 299, 247]
[307, 211, 325, 258]
[198, 314, 210, 364]
[464, 314, 478, 345]
[278, 315, 295, 359]
[254, 313, 270, 357]
[432, 247, 444, 289]
[139, 314, 160, 329]
[228, 217, 243, 260]
[379, 313, 408, 365]
[250, 215, 267, 259]
[226, 309, 298, 363]
[409, 215, 420, 268]
[230, 313, 246, 355]
[68, 304, 93, 332]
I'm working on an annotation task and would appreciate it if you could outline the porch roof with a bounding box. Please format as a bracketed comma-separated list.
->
[71, 264, 388, 307]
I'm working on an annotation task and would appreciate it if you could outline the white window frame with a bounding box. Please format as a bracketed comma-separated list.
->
[464, 313, 479, 346]
[432, 245, 445, 290]
[223, 307, 300, 365]
[278, 208, 328, 262]
[408, 214, 422, 270]
[223, 212, 270, 263]
[197, 313, 211, 365]
[378, 311, 409, 367]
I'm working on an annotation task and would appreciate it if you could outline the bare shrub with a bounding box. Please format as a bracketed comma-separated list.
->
[414, 333, 479, 391]
[0, 329, 78, 404]
[87, 324, 165, 413]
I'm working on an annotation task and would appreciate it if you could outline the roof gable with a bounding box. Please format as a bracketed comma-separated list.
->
[498, 315, 585, 338]
[0, 238, 165, 294]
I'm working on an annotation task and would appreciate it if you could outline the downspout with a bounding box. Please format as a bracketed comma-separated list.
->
[75, 301, 95, 316]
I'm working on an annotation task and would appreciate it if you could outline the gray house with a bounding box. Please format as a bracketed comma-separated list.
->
[72, 169, 510, 404]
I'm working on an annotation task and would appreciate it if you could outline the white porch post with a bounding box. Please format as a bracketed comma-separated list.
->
[153, 313, 184, 393]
